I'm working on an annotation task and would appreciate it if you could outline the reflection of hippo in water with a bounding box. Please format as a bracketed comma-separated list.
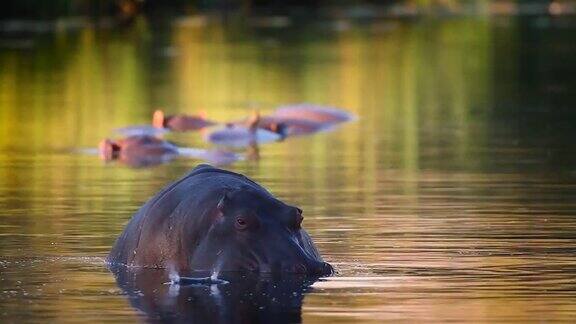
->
[107, 164, 333, 276]
[153, 109, 216, 132]
[111, 267, 317, 323]
[99, 135, 179, 167]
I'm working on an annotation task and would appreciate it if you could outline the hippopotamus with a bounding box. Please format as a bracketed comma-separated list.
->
[255, 115, 331, 138]
[107, 164, 333, 276]
[203, 112, 282, 147]
[98, 135, 243, 167]
[99, 135, 179, 167]
[271, 104, 354, 125]
[224, 111, 321, 140]
[153, 109, 216, 132]
[231, 106, 354, 139]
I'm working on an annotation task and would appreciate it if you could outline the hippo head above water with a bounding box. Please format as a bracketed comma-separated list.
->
[98, 135, 179, 168]
[107, 164, 333, 277]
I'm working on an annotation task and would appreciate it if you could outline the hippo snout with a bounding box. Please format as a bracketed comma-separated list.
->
[313, 261, 334, 276]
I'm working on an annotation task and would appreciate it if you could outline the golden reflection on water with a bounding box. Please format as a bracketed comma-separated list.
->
[1, 15, 576, 322]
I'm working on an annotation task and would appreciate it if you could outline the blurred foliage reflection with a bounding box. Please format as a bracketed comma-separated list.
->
[1, 14, 576, 323]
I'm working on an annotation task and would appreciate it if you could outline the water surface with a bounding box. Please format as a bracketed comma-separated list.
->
[1, 14, 576, 322]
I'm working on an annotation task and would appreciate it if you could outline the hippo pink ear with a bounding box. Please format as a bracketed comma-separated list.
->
[152, 109, 165, 129]
[99, 139, 116, 161]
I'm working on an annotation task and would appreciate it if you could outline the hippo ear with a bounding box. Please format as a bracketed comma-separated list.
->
[217, 191, 232, 215]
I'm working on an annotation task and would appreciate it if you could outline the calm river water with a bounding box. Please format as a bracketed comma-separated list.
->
[1, 14, 576, 323]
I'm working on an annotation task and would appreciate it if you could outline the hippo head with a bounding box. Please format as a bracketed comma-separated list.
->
[99, 139, 121, 160]
[188, 187, 333, 277]
[268, 122, 289, 139]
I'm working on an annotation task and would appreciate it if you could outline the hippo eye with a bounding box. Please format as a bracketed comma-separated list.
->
[235, 217, 248, 230]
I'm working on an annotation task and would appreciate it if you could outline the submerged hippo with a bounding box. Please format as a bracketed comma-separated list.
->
[112, 267, 315, 323]
[271, 104, 354, 125]
[233, 106, 353, 139]
[153, 109, 216, 132]
[256, 116, 331, 138]
[204, 112, 282, 147]
[107, 164, 333, 276]
[99, 135, 179, 167]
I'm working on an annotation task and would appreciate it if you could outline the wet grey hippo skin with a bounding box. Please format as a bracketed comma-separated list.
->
[107, 164, 333, 276]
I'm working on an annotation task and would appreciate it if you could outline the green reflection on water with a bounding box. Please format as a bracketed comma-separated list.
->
[0, 16, 498, 247]
[1, 15, 576, 323]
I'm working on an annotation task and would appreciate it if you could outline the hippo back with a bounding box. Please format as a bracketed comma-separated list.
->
[272, 104, 354, 124]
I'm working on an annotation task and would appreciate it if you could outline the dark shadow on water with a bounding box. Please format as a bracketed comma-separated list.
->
[110, 266, 321, 323]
